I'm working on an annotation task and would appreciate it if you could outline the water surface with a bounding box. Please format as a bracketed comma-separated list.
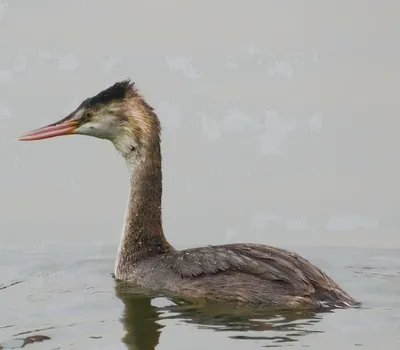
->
[1, 245, 399, 349]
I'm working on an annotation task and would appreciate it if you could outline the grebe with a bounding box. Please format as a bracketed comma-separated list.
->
[18, 80, 357, 309]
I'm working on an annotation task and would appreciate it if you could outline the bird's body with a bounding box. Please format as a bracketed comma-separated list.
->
[116, 243, 355, 308]
[18, 79, 358, 309]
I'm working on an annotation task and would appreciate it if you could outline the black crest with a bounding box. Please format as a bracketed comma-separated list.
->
[80, 79, 135, 109]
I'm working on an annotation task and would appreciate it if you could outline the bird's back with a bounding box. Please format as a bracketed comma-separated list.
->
[118, 243, 357, 309]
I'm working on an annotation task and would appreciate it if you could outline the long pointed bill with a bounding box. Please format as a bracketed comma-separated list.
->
[17, 119, 79, 141]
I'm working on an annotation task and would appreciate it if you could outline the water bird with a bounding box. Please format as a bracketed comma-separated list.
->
[18, 80, 357, 309]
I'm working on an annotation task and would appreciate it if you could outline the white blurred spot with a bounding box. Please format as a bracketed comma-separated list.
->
[268, 61, 294, 80]
[223, 109, 257, 133]
[13, 50, 27, 72]
[308, 113, 323, 131]
[245, 45, 260, 56]
[38, 50, 56, 60]
[38, 50, 78, 72]
[0, 69, 12, 82]
[258, 110, 295, 154]
[286, 217, 308, 232]
[225, 56, 239, 71]
[0, 102, 12, 120]
[250, 213, 282, 230]
[58, 53, 79, 71]
[311, 50, 320, 63]
[165, 56, 201, 80]
[103, 55, 122, 72]
[200, 112, 222, 141]
[156, 102, 181, 132]
[0, 50, 27, 82]
[12, 50, 27, 72]
[0, 1, 8, 22]
[326, 215, 379, 231]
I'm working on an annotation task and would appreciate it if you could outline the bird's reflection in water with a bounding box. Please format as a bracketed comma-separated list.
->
[115, 281, 330, 350]
[115, 282, 163, 350]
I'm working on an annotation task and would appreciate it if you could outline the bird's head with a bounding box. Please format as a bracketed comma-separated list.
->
[18, 80, 160, 163]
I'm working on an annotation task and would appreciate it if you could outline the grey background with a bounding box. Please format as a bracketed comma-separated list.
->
[2, 0, 399, 250]
[0, 1, 399, 349]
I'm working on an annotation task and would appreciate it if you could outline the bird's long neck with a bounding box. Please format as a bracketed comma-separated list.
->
[114, 129, 174, 277]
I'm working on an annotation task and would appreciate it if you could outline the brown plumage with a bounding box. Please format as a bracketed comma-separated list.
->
[18, 79, 358, 310]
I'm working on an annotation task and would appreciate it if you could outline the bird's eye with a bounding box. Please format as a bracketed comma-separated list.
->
[84, 111, 93, 121]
